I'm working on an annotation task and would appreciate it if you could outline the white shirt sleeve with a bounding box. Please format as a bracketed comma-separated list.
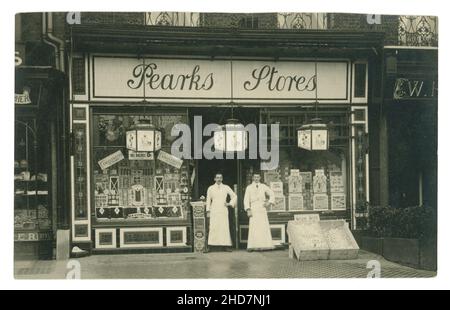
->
[265, 184, 276, 204]
[243, 185, 251, 211]
[227, 185, 237, 207]
[206, 186, 213, 212]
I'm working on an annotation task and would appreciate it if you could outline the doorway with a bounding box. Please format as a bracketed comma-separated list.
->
[190, 107, 259, 248]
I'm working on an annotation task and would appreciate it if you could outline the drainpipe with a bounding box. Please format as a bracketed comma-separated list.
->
[42, 12, 65, 72]
[42, 12, 70, 259]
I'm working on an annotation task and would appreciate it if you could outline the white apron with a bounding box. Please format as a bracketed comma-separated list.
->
[243, 183, 275, 250]
[206, 184, 237, 246]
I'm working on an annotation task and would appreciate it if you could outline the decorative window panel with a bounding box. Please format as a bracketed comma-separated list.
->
[145, 12, 200, 27]
[72, 107, 87, 121]
[354, 125, 368, 213]
[120, 228, 163, 248]
[71, 57, 86, 95]
[74, 224, 89, 238]
[354, 63, 367, 98]
[278, 13, 327, 30]
[270, 224, 286, 245]
[398, 16, 438, 47]
[192, 203, 206, 253]
[239, 225, 249, 243]
[166, 226, 187, 247]
[73, 123, 88, 220]
[95, 228, 117, 249]
[354, 109, 366, 122]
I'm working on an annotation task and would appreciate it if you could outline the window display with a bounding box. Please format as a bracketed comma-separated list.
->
[261, 148, 348, 212]
[14, 119, 51, 233]
[92, 113, 191, 223]
[256, 110, 350, 214]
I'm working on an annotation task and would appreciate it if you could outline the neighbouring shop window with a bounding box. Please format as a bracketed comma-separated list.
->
[91, 112, 191, 222]
[253, 111, 350, 213]
[14, 118, 52, 234]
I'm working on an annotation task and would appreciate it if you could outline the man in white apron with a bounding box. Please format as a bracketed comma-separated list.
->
[243, 173, 275, 251]
[205, 173, 237, 252]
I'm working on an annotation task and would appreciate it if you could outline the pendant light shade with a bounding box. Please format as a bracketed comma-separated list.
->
[214, 119, 248, 153]
[297, 48, 329, 151]
[297, 118, 329, 151]
[213, 55, 247, 153]
[126, 120, 162, 152]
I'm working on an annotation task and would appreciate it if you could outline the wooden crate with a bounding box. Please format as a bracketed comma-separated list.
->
[287, 219, 359, 261]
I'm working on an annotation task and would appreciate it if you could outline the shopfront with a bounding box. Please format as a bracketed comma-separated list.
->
[69, 52, 371, 253]
[384, 48, 438, 210]
[15, 67, 68, 260]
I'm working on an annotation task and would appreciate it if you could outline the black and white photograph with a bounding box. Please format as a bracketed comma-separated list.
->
[2, 0, 447, 292]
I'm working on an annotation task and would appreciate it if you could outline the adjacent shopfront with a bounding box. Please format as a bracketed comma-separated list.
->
[69, 42, 372, 253]
[384, 48, 438, 210]
[14, 67, 68, 259]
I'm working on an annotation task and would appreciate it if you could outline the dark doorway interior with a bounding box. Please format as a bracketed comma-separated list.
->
[197, 159, 238, 198]
[190, 107, 259, 247]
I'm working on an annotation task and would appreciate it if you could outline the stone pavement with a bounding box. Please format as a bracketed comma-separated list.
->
[14, 249, 436, 279]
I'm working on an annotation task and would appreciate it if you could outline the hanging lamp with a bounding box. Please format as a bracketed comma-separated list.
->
[297, 49, 329, 151]
[214, 55, 248, 153]
[126, 56, 162, 153]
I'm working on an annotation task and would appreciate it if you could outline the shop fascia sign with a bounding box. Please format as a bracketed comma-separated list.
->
[91, 56, 349, 101]
[393, 78, 438, 100]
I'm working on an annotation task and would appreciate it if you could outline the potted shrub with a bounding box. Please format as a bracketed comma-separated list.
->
[362, 205, 436, 271]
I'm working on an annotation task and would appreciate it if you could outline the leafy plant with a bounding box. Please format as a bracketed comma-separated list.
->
[368, 205, 436, 240]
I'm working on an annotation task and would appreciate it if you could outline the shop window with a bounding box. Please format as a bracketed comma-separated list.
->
[256, 147, 348, 212]
[14, 117, 52, 243]
[254, 111, 350, 214]
[91, 112, 191, 223]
